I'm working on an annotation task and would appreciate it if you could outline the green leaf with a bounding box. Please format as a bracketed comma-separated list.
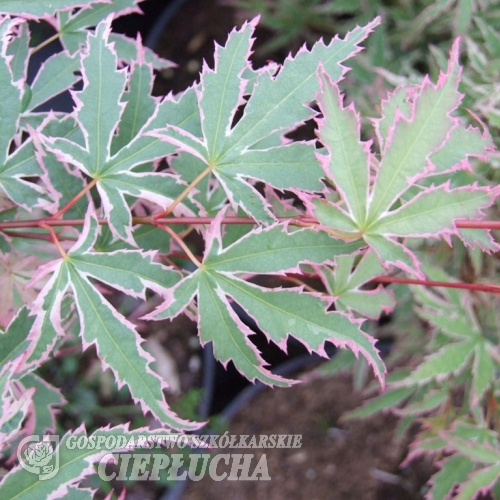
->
[472, 341, 495, 404]
[0, 19, 42, 210]
[429, 124, 493, 174]
[150, 221, 385, 386]
[316, 71, 370, 224]
[0, 425, 183, 499]
[111, 61, 157, 154]
[220, 142, 324, 192]
[197, 271, 287, 386]
[27, 51, 80, 112]
[411, 272, 498, 404]
[200, 21, 255, 162]
[455, 464, 500, 500]
[312, 39, 494, 276]
[396, 388, 449, 416]
[320, 251, 395, 319]
[28, 215, 197, 430]
[0, 0, 100, 18]
[445, 436, 500, 465]
[151, 18, 379, 222]
[204, 225, 362, 274]
[69, 247, 180, 296]
[6, 20, 29, 83]
[364, 234, 418, 275]
[21, 374, 64, 434]
[374, 85, 412, 149]
[228, 18, 381, 150]
[25, 260, 70, 367]
[400, 339, 477, 385]
[428, 455, 474, 500]
[313, 199, 361, 234]
[109, 33, 174, 69]
[0, 307, 34, 368]
[77, 21, 127, 173]
[151, 272, 200, 321]
[42, 19, 186, 242]
[58, 0, 140, 53]
[368, 41, 462, 219]
[370, 186, 492, 236]
[217, 274, 384, 383]
[342, 386, 415, 420]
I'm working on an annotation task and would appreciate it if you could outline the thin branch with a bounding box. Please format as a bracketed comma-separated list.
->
[153, 164, 213, 219]
[0, 215, 317, 229]
[3, 216, 500, 230]
[40, 223, 67, 258]
[3, 230, 76, 241]
[374, 275, 500, 294]
[157, 224, 202, 269]
[455, 220, 500, 229]
[48, 177, 98, 220]
[30, 33, 60, 55]
[282, 275, 319, 293]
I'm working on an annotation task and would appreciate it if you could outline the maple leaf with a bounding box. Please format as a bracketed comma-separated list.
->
[148, 17, 380, 223]
[145, 214, 385, 386]
[310, 39, 497, 278]
[396, 266, 500, 405]
[318, 250, 395, 319]
[24, 214, 199, 430]
[0, 0, 102, 18]
[0, 307, 33, 370]
[0, 308, 38, 452]
[53, 0, 173, 68]
[0, 18, 47, 211]
[0, 362, 36, 454]
[0, 424, 185, 499]
[0, 308, 65, 436]
[39, 19, 192, 244]
[22, 373, 65, 435]
[417, 424, 500, 500]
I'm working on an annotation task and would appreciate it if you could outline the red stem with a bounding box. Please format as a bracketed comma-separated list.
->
[373, 275, 500, 294]
[3, 214, 500, 292]
[0, 215, 316, 229]
[455, 220, 500, 229]
[1, 216, 499, 230]
[39, 223, 67, 258]
[48, 178, 98, 220]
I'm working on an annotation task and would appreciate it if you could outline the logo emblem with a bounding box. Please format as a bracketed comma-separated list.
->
[17, 435, 59, 480]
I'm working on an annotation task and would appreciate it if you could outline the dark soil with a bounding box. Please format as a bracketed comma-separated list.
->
[184, 373, 432, 500]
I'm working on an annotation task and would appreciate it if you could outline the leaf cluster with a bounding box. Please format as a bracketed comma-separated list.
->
[0, 1, 498, 498]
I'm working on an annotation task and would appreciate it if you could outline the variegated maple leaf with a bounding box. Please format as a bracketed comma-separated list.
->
[0, 0, 101, 18]
[309, 39, 497, 277]
[24, 214, 198, 431]
[52, 0, 172, 68]
[0, 424, 183, 499]
[0, 18, 48, 211]
[0, 308, 37, 451]
[434, 432, 500, 500]
[148, 16, 381, 224]
[344, 262, 500, 426]
[405, 421, 500, 500]
[318, 250, 395, 319]
[145, 212, 385, 386]
[396, 266, 500, 405]
[38, 18, 191, 244]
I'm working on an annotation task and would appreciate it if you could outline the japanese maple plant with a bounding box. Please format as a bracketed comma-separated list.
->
[0, 0, 499, 498]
